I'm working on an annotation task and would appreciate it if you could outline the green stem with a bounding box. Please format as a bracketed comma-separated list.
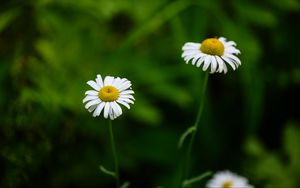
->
[109, 119, 120, 188]
[181, 72, 209, 187]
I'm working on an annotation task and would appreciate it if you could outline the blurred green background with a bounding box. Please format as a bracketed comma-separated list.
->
[1, 0, 300, 187]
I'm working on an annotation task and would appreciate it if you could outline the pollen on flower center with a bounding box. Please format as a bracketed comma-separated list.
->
[222, 180, 233, 188]
[98, 86, 119, 102]
[200, 38, 224, 56]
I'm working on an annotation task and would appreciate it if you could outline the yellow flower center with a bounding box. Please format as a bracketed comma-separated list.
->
[222, 180, 233, 188]
[98, 86, 119, 102]
[200, 38, 224, 56]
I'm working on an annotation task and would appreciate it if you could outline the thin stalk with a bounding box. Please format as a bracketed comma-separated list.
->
[181, 72, 209, 187]
[109, 119, 120, 188]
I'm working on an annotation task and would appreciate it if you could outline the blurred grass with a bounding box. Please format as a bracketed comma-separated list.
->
[1, 0, 300, 187]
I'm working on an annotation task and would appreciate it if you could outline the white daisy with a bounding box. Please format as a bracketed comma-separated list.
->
[83, 74, 135, 120]
[206, 170, 254, 188]
[181, 37, 241, 74]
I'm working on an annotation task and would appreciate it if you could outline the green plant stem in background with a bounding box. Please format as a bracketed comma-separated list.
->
[182, 171, 212, 187]
[181, 72, 209, 187]
[109, 119, 120, 188]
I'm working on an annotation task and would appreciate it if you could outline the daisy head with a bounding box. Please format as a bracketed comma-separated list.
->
[206, 170, 254, 188]
[83, 74, 135, 120]
[181, 37, 241, 74]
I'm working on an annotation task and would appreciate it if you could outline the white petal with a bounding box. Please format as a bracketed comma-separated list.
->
[191, 53, 204, 65]
[182, 44, 200, 50]
[225, 41, 237, 47]
[218, 37, 226, 42]
[120, 78, 128, 83]
[196, 56, 206, 67]
[225, 47, 240, 54]
[110, 102, 118, 117]
[216, 56, 225, 73]
[118, 98, 134, 104]
[118, 79, 131, 87]
[115, 102, 123, 116]
[202, 55, 211, 71]
[104, 76, 114, 86]
[117, 99, 131, 109]
[111, 77, 122, 87]
[83, 95, 98, 103]
[103, 102, 110, 119]
[182, 42, 199, 50]
[222, 56, 237, 70]
[120, 90, 134, 95]
[225, 54, 241, 65]
[111, 77, 121, 86]
[184, 54, 196, 63]
[96, 74, 104, 87]
[223, 62, 228, 73]
[85, 90, 98, 96]
[93, 102, 105, 117]
[182, 49, 199, 57]
[111, 106, 119, 120]
[183, 42, 199, 46]
[87, 80, 100, 91]
[210, 56, 217, 73]
[88, 104, 97, 112]
[119, 94, 135, 100]
[85, 99, 101, 109]
[111, 101, 122, 117]
[118, 81, 132, 92]
[109, 109, 115, 120]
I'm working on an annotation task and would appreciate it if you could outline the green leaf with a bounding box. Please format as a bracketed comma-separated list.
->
[236, 3, 277, 28]
[178, 126, 196, 149]
[182, 171, 212, 187]
[283, 123, 300, 167]
[120, 181, 130, 188]
[121, 0, 191, 48]
[99, 165, 116, 177]
[0, 8, 20, 32]
[245, 137, 266, 157]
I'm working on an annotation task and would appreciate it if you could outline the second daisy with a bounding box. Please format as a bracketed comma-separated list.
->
[181, 37, 241, 74]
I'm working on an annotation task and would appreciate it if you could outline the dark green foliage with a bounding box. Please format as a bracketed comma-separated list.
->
[1, 0, 300, 187]
[245, 123, 300, 188]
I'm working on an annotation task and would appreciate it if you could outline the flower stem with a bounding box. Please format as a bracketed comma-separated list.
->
[181, 72, 209, 187]
[109, 119, 120, 188]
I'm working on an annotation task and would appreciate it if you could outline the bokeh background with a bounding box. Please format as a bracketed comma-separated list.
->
[1, 0, 300, 187]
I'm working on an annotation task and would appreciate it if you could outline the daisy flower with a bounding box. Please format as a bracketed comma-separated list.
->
[181, 37, 241, 74]
[206, 170, 254, 188]
[83, 74, 134, 120]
